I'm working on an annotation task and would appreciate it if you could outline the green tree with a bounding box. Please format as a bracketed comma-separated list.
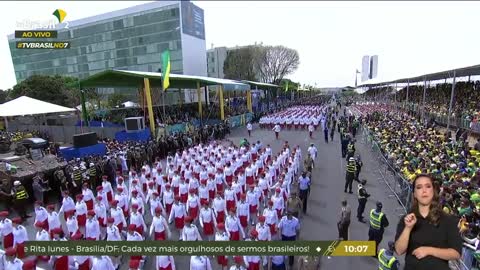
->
[107, 93, 128, 108]
[254, 45, 300, 85]
[9, 75, 79, 107]
[223, 46, 258, 81]
[0, 90, 11, 104]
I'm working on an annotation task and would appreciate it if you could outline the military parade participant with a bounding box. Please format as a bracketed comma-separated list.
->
[286, 190, 302, 218]
[4, 247, 23, 269]
[169, 196, 187, 234]
[199, 201, 216, 241]
[85, 210, 100, 240]
[75, 194, 88, 228]
[303, 153, 314, 174]
[49, 228, 69, 270]
[34, 201, 48, 231]
[59, 191, 75, 221]
[65, 209, 80, 238]
[46, 205, 61, 239]
[181, 216, 202, 241]
[230, 256, 247, 270]
[130, 204, 147, 236]
[226, 207, 245, 241]
[156, 255, 176, 270]
[369, 201, 389, 257]
[71, 233, 91, 270]
[190, 255, 212, 270]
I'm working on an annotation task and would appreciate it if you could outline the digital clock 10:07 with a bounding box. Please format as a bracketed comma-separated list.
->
[329, 241, 376, 256]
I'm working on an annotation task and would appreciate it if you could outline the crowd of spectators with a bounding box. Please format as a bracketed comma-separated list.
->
[363, 81, 480, 131]
[354, 104, 480, 265]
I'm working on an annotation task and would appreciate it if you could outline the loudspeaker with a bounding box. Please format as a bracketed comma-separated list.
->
[73, 132, 97, 148]
[125, 117, 145, 133]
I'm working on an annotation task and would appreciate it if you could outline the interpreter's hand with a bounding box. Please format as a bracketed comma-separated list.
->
[404, 213, 417, 228]
[412, 247, 432, 259]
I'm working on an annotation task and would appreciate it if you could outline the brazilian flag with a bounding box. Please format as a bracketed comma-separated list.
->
[161, 50, 171, 90]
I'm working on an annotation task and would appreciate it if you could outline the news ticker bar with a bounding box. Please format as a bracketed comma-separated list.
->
[15, 30, 58, 38]
[16, 41, 71, 49]
[25, 241, 375, 256]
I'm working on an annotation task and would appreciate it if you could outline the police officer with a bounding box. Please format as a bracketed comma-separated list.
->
[72, 166, 83, 196]
[346, 140, 356, 161]
[354, 155, 363, 182]
[286, 191, 303, 218]
[378, 241, 399, 270]
[357, 184, 370, 223]
[344, 157, 356, 194]
[11, 181, 29, 219]
[340, 133, 349, 158]
[369, 202, 389, 257]
[298, 172, 311, 214]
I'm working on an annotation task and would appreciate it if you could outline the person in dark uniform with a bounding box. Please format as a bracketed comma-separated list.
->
[11, 181, 30, 219]
[357, 184, 370, 223]
[344, 157, 356, 193]
[337, 199, 351, 240]
[346, 141, 356, 161]
[394, 174, 462, 270]
[369, 201, 389, 257]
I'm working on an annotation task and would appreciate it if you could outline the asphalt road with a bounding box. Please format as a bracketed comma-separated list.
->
[24, 114, 405, 270]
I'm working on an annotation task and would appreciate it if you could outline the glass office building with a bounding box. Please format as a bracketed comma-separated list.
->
[7, 1, 207, 102]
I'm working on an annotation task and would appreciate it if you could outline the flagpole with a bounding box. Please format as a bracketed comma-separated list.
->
[158, 68, 166, 117]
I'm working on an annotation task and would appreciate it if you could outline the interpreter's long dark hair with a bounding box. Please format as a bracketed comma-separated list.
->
[410, 174, 443, 226]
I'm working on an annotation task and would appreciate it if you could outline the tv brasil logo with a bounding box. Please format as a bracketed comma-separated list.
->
[16, 9, 68, 30]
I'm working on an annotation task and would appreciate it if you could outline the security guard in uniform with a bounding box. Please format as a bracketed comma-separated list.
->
[88, 163, 97, 189]
[72, 166, 83, 196]
[298, 255, 321, 270]
[344, 157, 356, 193]
[378, 241, 399, 270]
[346, 141, 356, 161]
[357, 184, 370, 222]
[286, 191, 303, 218]
[12, 181, 29, 219]
[369, 202, 389, 257]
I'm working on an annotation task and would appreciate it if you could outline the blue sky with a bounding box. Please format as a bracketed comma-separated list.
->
[1, 1, 479, 90]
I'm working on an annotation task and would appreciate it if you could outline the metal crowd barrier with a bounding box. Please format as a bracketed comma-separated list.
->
[362, 127, 412, 216]
[361, 125, 475, 270]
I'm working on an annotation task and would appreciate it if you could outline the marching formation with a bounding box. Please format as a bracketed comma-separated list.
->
[3, 136, 315, 270]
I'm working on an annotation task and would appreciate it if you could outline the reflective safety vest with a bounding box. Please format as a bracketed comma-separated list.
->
[89, 167, 96, 178]
[369, 209, 384, 230]
[15, 187, 28, 200]
[347, 144, 354, 153]
[347, 161, 356, 174]
[378, 249, 397, 270]
[73, 170, 82, 183]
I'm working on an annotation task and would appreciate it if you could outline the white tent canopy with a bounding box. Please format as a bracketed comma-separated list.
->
[122, 101, 140, 108]
[0, 96, 76, 117]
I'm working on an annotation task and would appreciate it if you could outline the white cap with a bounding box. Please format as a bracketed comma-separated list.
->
[349, 157, 355, 161]
[13, 181, 21, 186]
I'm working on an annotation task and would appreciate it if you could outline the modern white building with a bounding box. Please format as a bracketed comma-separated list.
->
[8, 1, 207, 104]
